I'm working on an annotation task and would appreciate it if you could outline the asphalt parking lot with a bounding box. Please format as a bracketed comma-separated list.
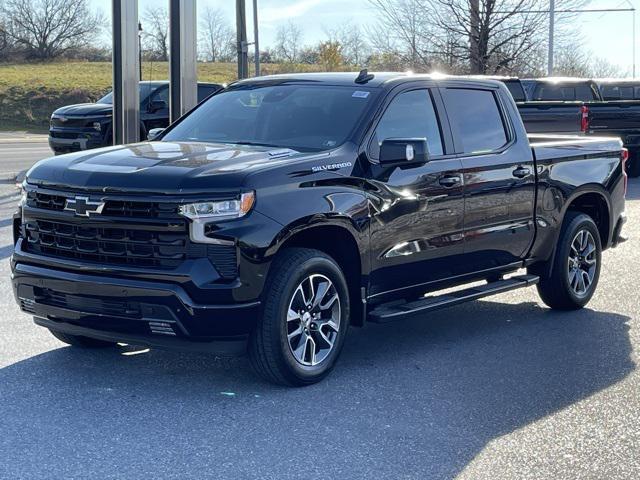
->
[0, 143, 638, 479]
[0, 133, 51, 179]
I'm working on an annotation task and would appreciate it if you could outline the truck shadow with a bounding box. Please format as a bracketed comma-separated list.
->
[626, 177, 640, 200]
[0, 301, 633, 479]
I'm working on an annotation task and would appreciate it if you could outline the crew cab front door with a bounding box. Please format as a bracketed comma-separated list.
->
[365, 86, 465, 300]
[441, 85, 536, 272]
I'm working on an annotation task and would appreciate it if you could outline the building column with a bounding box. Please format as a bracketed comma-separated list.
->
[169, 0, 198, 123]
[112, 0, 140, 145]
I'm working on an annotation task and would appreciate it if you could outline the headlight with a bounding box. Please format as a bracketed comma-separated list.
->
[179, 192, 255, 220]
[19, 183, 27, 207]
[180, 192, 255, 244]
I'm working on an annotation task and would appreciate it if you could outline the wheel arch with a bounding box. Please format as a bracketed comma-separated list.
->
[275, 220, 367, 327]
[530, 186, 611, 280]
[563, 187, 611, 248]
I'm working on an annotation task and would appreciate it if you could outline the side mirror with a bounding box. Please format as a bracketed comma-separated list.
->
[148, 100, 168, 113]
[147, 128, 165, 141]
[379, 138, 430, 166]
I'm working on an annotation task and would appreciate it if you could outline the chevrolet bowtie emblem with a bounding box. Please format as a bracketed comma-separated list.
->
[65, 196, 106, 217]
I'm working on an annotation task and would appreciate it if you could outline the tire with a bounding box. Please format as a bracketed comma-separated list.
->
[627, 150, 640, 178]
[536, 212, 602, 310]
[249, 248, 350, 387]
[49, 329, 116, 348]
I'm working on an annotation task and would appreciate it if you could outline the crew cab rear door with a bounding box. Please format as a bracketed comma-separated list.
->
[440, 84, 536, 272]
[365, 83, 465, 299]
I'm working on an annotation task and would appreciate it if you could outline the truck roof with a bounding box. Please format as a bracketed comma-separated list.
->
[523, 77, 594, 84]
[234, 72, 504, 89]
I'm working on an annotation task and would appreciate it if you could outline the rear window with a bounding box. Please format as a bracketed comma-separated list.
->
[601, 85, 636, 100]
[533, 83, 597, 101]
[443, 88, 508, 154]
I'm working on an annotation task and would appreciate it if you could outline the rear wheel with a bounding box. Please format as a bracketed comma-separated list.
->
[536, 212, 602, 310]
[249, 248, 350, 386]
[48, 329, 116, 348]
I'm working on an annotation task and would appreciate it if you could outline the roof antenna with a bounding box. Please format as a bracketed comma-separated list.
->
[355, 69, 375, 85]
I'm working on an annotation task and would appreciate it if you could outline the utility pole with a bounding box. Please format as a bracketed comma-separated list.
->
[624, 0, 636, 78]
[469, 0, 481, 74]
[548, 0, 555, 76]
[236, 0, 249, 79]
[138, 22, 143, 81]
[253, 0, 260, 76]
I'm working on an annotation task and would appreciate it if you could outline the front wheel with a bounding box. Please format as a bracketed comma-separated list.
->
[536, 212, 602, 310]
[249, 248, 350, 386]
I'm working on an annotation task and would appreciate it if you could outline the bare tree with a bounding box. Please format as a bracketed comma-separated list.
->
[367, 0, 435, 70]
[199, 6, 235, 63]
[275, 21, 303, 63]
[324, 21, 370, 67]
[425, 0, 549, 74]
[142, 6, 169, 62]
[1, 0, 105, 60]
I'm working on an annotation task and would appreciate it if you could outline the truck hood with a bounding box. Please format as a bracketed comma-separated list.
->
[52, 103, 113, 117]
[26, 141, 308, 194]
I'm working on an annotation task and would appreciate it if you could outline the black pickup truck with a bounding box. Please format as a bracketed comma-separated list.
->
[13, 73, 627, 386]
[516, 78, 640, 176]
[48, 81, 222, 155]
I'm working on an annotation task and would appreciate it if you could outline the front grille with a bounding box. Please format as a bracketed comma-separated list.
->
[28, 192, 66, 212]
[25, 219, 189, 269]
[34, 287, 141, 318]
[50, 131, 83, 139]
[22, 189, 239, 278]
[51, 117, 90, 128]
[26, 192, 180, 219]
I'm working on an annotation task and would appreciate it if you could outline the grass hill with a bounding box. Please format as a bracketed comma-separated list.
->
[0, 61, 317, 132]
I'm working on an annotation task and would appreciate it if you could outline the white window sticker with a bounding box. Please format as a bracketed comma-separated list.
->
[352, 91, 370, 99]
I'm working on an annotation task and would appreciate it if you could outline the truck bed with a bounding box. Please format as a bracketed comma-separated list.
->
[528, 134, 623, 162]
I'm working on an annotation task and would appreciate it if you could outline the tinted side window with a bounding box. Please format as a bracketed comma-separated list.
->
[151, 86, 169, 104]
[619, 87, 634, 99]
[198, 85, 220, 102]
[371, 89, 443, 159]
[504, 81, 526, 102]
[443, 88, 508, 154]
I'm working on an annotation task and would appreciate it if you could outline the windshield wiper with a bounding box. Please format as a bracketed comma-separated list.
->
[230, 141, 286, 149]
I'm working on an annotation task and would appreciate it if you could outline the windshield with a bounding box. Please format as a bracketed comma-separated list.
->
[162, 84, 376, 152]
[97, 84, 160, 105]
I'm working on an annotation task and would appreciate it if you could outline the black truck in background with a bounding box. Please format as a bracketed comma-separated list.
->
[497, 77, 640, 177]
[48, 81, 222, 155]
[13, 73, 627, 386]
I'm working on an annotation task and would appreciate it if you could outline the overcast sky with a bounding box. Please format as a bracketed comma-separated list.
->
[93, 0, 639, 76]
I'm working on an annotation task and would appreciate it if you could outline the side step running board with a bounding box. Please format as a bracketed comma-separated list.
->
[368, 274, 540, 323]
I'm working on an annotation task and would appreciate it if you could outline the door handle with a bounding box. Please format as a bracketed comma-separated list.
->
[512, 166, 531, 179]
[439, 175, 462, 187]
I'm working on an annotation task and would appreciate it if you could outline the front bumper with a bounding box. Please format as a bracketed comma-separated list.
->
[12, 261, 260, 355]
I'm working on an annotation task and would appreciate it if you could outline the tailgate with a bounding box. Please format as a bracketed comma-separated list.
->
[588, 101, 640, 132]
[517, 102, 583, 135]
